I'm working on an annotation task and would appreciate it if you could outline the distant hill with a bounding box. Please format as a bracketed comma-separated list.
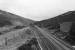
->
[34, 11, 75, 29]
[34, 15, 59, 29]
[0, 10, 34, 27]
[56, 11, 75, 23]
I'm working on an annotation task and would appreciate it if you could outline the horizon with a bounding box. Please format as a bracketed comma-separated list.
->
[0, 0, 75, 21]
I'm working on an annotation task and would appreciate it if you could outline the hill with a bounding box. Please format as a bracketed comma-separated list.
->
[0, 10, 34, 27]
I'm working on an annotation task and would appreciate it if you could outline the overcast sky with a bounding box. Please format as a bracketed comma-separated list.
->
[0, 0, 75, 21]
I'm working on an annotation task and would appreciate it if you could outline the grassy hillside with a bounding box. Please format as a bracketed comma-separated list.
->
[0, 10, 34, 26]
[34, 11, 75, 28]
[34, 16, 60, 29]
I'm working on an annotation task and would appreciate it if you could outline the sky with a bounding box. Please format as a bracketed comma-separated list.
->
[0, 0, 75, 21]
